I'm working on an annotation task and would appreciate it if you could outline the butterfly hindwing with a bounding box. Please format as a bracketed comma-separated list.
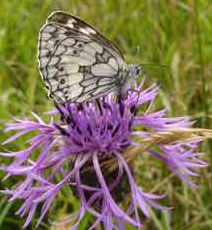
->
[38, 11, 127, 103]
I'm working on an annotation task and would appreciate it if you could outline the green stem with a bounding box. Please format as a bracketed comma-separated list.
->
[194, 0, 209, 128]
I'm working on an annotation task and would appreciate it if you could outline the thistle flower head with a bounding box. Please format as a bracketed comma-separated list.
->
[1, 80, 207, 229]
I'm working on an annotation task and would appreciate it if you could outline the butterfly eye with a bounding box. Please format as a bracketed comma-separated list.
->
[136, 68, 140, 75]
[135, 66, 142, 76]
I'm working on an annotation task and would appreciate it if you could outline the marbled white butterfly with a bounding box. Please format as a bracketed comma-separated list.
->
[38, 11, 142, 103]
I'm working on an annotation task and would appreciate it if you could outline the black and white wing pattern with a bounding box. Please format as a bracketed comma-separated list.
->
[38, 11, 128, 103]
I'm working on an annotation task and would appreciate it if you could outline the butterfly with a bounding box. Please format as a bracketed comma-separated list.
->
[38, 11, 142, 103]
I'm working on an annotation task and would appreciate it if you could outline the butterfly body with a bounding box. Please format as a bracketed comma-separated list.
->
[38, 11, 142, 103]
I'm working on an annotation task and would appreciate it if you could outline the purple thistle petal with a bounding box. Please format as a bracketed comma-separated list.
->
[92, 153, 141, 227]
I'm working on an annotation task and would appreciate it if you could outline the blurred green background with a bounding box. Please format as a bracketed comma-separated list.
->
[0, 0, 212, 229]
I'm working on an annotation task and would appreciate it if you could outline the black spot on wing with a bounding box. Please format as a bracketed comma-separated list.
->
[59, 67, 64, 72]
[60, 79, 66, 84]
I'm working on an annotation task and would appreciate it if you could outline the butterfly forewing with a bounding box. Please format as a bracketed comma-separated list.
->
[47, 12, 124, 58]
[38, 11, 127, 103]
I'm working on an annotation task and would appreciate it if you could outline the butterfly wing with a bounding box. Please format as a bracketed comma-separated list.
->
[38, 11, 126, 103]
[48, 11, 124, 58]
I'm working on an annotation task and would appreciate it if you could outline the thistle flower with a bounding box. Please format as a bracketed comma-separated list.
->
[1, 80, 207, 229]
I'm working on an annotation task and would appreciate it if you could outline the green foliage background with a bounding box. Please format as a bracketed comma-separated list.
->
[0, 0, 211, 229]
